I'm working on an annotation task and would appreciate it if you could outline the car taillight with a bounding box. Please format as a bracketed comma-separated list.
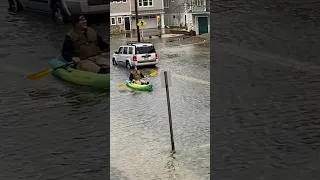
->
[133, 56, 137, 61]
[155, 53, 158, 59]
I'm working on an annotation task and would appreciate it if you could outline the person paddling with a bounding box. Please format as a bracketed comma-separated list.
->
[61, 13, 109, 74]
[129, 65, 149, 85]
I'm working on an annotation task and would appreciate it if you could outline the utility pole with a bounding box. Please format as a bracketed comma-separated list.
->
[134, 0, 141, 42]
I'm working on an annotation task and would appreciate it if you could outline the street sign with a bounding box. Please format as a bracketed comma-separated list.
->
[160, 71, 172, 88]
[137, 20, 147, 29]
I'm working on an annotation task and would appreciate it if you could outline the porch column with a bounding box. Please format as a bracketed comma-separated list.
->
[161, 13, 165, 34]
[194, 16, 199, 35]
[208, 16, 210, 33]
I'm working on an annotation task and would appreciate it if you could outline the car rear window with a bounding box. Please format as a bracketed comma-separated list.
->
[136, 46, 156, 54]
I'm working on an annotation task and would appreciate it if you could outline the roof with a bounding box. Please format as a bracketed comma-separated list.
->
[125, 42, 154, 47]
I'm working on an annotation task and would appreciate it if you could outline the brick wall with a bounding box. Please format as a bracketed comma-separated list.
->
[110, 25, 124, 35]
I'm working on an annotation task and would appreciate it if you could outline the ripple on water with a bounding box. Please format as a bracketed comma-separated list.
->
[110, 37, 210, 179]
[0, 5, 112, 178]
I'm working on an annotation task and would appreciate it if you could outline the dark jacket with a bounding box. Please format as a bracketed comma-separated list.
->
[61, 28, 109, 62]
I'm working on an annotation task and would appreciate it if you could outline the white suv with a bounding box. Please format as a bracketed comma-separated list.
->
[112, 42, 159, 68]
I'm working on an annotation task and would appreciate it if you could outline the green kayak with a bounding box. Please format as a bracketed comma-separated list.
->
[126, 80, 153, 91]
[49, 57, 109, 89]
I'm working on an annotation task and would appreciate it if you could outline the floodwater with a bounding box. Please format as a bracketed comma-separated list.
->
[211, 1, 319, 180]
[110, 36, 210, 179]
[0, 2, 210, 179]
[0, 3, 110, 179]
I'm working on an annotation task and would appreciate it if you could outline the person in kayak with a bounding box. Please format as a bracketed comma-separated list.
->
[61, 13, 109, 74]
[129, 65, 149, 85]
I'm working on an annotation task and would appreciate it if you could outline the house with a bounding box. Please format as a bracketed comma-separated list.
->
[163, 0, 187, 27]
[164, 0, 210, 35]
[110, 0, 131, 34]
[110, 0, 165, 34]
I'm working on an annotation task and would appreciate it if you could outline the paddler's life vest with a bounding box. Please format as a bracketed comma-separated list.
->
[67, 27, 101, 59]
[132, 70, 142, 80]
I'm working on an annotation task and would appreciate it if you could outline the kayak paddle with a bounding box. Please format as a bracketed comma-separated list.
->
[118, 70, 158, 87]
[27, 50, 109, 80]
[27, 63, 73, 80]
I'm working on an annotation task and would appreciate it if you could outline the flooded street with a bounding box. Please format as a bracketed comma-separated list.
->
[110, 36, 210, 179]
[1, 0, 319, 179]
[0, 3, 110, 179]
[212, 1, 319, 180]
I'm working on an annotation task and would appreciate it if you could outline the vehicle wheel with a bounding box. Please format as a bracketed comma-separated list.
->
[52, 1, 69, 24]
[112, 58, 117, 65]
[126, 61, 132, 69]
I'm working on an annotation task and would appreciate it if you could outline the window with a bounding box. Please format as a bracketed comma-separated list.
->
[111, 0, 126, 3]
[123, 47, 128, 54]
[128, 47, 133, 54]
[136, 46, 156, 54]
[118, 47, 123, 54]
[164, 0, 169, 8]
[196, 0, 203, 6]
[138, 0, 153, 7]
[111, 17, 116, 25]
[117, 16, 122, 24]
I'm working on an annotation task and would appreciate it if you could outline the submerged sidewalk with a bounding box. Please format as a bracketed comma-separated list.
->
[111, 32, 210, 47]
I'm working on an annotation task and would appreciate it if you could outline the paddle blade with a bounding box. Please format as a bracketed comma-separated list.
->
[150, 70, 158, 77]
[119, 83, 126, 87]
[27, 68, 53, 80]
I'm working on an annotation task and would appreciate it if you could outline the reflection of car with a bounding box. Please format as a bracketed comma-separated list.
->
[112, 42, 159, 69]
[18, 0, 109, 24]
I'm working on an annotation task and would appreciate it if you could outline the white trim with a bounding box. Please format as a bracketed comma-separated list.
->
[111, 0, 127, 3]
[117, 16, 123, 24]
[131, 12, 165, 16]
[110, 12, 131, 17]
[111, 17, 116, 25]
[138, 0, 154, 7]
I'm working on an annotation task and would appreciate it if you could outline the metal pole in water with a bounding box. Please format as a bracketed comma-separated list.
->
[164, 71, 175, 153]
[141, 28, 144, 41]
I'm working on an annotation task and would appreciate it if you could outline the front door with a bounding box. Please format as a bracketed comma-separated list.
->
[124, 17, 131, 31]
[198, 17, 208, 35]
